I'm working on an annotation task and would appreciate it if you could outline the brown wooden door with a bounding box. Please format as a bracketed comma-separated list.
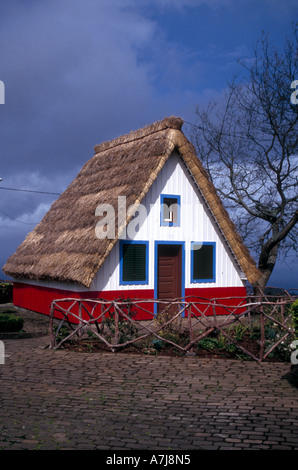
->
[157, 245, 182, 312]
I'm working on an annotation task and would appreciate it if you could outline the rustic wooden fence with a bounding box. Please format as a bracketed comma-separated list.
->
[49, 289, 297, 362]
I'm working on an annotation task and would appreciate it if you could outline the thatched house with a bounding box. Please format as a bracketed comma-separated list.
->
[3, 117, 260, 319]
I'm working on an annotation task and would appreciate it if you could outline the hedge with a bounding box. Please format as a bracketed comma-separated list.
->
[0, 313, 24, 332]
[0, 281, 13, 304]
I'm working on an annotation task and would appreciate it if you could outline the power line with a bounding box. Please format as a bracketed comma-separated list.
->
[0, 186, 60, 224]
[0, 185, 58, 224]
[0, 208, 38, 225]
[0, 186, 61, 195]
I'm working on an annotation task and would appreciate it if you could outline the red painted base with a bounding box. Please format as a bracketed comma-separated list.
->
[185, 286, 247, 316]
[13, 282, 247, 323]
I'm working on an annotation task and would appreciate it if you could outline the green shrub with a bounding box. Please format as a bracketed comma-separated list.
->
[197, 337, 222, 352]
[0, 282, 13, 304]
[54, 325, 71, 343]
[289, 299, 298, 340]
[159, 329, 188, 347]
[106, 315, 138, 344]
[0, 313, 24, 332]
[196, 333, 248, 359]
[233, 324, 248, 342]
[105, 298, 138, 345]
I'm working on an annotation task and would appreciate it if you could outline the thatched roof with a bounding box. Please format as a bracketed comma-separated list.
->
[3, 116, 260, 287]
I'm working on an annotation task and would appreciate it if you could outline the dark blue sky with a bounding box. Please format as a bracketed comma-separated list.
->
[0, 0, 297, 288]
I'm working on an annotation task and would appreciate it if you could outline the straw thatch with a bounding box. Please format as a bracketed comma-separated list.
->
[3, 116, 260, 287]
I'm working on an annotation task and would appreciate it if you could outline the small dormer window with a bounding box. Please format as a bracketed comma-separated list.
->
[160, 194, 180, 227]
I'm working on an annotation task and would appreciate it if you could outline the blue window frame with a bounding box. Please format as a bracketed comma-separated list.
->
[160, 194, 180, 227]
[191, 242, 216, 283]
[119, 240, 149, 285]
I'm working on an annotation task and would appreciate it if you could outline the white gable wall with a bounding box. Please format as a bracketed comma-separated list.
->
[15, 152, 245, 295]
[90, 151, 245, 292]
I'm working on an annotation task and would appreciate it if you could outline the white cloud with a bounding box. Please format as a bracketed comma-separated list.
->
[0, 202, 50, 231]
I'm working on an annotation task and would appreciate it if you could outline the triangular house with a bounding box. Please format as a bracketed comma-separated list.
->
[3, 117, 260, 319]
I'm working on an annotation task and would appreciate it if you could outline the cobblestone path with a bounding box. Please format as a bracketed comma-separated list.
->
[0, 336, 297, 450]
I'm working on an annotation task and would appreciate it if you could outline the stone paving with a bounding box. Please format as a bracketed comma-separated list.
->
[0, 334, 298, 451]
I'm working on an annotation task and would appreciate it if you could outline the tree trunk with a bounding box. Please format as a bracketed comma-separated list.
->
[257, 245, 279, 289]
[254, 239, 279, 299]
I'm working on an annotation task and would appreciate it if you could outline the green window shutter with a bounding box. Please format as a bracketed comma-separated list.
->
[122, 243, 146, 282]
[192, 243, 215, 281]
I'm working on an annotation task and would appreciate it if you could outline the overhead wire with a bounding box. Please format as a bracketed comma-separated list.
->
[0, 208, 38, 225]
[0, 186, 61, 195]
[0, 185, 61, 225]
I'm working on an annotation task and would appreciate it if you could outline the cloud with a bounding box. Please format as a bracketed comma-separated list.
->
[0, 1, 169, 276]
[0, 0, 209, 186]
[0, 1, 160, 169]
[0, 202, 51, 231]
[132, 0, 234, 8]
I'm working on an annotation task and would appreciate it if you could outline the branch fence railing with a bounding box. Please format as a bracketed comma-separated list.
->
[49, 289, 297, 362]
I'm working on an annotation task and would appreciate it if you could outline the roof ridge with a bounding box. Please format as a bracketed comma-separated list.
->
[94, 116, 183, 155]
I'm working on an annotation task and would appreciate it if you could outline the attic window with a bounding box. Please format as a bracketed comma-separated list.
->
[160, 194, 180, 227]
[191, 242, 216, 283]
[120, 241, 149, 285]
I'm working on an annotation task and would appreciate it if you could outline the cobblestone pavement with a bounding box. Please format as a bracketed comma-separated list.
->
[0, 334, 298, 451]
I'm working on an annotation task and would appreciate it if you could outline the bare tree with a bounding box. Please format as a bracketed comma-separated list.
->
[192, 25, 298, 290]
